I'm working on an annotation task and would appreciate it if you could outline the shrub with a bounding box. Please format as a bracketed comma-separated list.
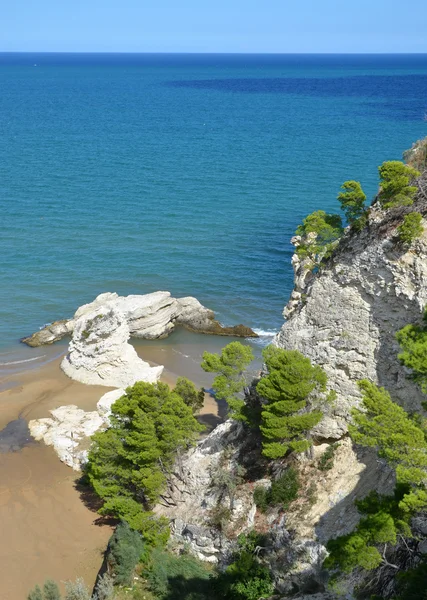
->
[146, 549, 212, 600]
[214, 532, 274, 600]
[107, 522, 145, 586]
[174, 377, 205, 413]
[269, 468, 300, 509]
[397, 212, 423, 244]
[318, 443, 340, 471]
[295, 210, 343, 263]
[93, 573, 114, 600]
[64, 579, 91, 600]
[253, 486, 269, 513]
[28, 586, 44, 600]
[201, 342, 254, 423]
[257, 346, 326, 459]
[350, 380, 427, 512]
[396, 308, 427, 393]
[378, 161, 420, 208]
[337, 180, 367, 225]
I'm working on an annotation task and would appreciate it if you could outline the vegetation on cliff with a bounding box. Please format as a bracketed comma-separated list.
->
[257, 346, 327, 458]
[85, 380, 203, 544]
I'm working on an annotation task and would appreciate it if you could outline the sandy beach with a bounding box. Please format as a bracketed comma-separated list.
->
[0, 341, 225, 599]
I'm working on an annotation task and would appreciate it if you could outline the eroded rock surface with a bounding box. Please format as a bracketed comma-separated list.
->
[276, 200, 427, 433]
[29, 405, 104, 470]
[61, 305, 163, 387]
[22, 291, 257, 347]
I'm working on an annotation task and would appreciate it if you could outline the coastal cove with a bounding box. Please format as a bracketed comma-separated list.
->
[0, 334, 234, 600]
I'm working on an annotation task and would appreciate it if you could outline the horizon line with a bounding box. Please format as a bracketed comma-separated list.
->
[1, 51, 427, 55]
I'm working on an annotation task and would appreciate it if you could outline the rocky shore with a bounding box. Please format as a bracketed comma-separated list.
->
[22, 291, 257, 347]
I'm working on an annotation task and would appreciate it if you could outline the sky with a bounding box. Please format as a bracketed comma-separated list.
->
[1, 0, 427, 53]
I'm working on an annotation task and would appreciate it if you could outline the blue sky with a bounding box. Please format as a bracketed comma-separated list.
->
[2, 0, 427, 53]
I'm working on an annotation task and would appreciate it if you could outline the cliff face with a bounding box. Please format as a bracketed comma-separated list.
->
[276, 184, 427, 438]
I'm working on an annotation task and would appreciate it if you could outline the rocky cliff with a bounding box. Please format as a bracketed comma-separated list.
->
[155, 155, 427, 598]
[276, 171, 427, 436]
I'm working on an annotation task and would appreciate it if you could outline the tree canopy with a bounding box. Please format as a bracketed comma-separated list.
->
[397, 212, 424, 244]
[337, 180, 367, 225]
[396, 308, 427, 393]
[86, 381, 203, 542]
[378, 161, 420, 208]
[257, 346, 326, 459]
[201, 341, 254, 422]
[295, 210, 343, 262]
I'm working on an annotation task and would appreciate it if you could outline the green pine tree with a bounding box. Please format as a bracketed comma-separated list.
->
[337, 180, 367, 225]
[174, 376, 205, 412]
[350, 380, 427, 512]
[396, 308, 427, 393]
[201, 342, 254, 422]
[257, 346, 326, 459]
[86, 381, 203, 542]
[378, 161, 420, 208]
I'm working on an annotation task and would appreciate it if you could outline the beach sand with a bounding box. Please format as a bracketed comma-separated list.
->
[0, 339, 226, 599]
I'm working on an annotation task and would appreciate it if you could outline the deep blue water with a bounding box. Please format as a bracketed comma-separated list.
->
[1, 53, 426, 360]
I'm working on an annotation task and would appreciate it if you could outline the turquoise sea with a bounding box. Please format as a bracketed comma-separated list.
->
[1, 53, 427, 370]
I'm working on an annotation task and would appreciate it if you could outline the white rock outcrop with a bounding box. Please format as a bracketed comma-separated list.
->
[61, 305, 163, 387]
[29, 405, 104, 470]
[275, 202, 427, 435]
[96, 388, 126, 423]
[22, 291, 257, 347]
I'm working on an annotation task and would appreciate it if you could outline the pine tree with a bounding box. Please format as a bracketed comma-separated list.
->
[257, 346, 326, 459]
[86, 381, 203, 540]
[337, 180, 367, 225]
[201, 342, 254, 422]
[378, 161, 420, 208]
[350, 380, 427, 512]
[174, 376, 205, 412]
[396, 308, 427, 393]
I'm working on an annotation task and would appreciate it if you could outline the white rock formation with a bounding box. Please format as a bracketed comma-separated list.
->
[96, 388, 126, 423]
[29, 405, 104, 470]
[61, 305, 163, 387]
[276, 203, 427, 436]
[22, 291, 256, 346]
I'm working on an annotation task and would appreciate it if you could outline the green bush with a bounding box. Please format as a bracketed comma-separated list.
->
[174, 377, 205, 413]
[269, 468, 300, 509]
[253, 469, 300, 512]
[28, 581, 61, 600]
[396, 308, 427, 394]
[253, 486, 269, 513]
[378, 161, 420, 208]
[214, 532, 274, 600]
[86, 381, 203, 536]
[146, 549, 212, 600]
[318, 443, 339, 471]
[397, 212, 423, 244]
[107, 522, 146, 586]
[64, 579, 91, 600]
[337, 180, 367, 225]
[395, 559, 427, 599]
[295, 210, 343, 263]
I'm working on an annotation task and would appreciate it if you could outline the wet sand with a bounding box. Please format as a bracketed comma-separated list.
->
[0, 337, 228, 599]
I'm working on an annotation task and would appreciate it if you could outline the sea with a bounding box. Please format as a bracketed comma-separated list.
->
[1, 53, 427, 376]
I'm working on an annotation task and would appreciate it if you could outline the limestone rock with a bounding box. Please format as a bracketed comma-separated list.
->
[61, 305, 163, 387]
[21, 319, 72, 347]
[97, 388, 126, 423]
[29, 405, 104, 470]
[276, 200, 427, 429]
[22, 291, 257, 346]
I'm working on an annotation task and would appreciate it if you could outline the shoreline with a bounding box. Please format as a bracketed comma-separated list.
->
[0, 333, 236, 599]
